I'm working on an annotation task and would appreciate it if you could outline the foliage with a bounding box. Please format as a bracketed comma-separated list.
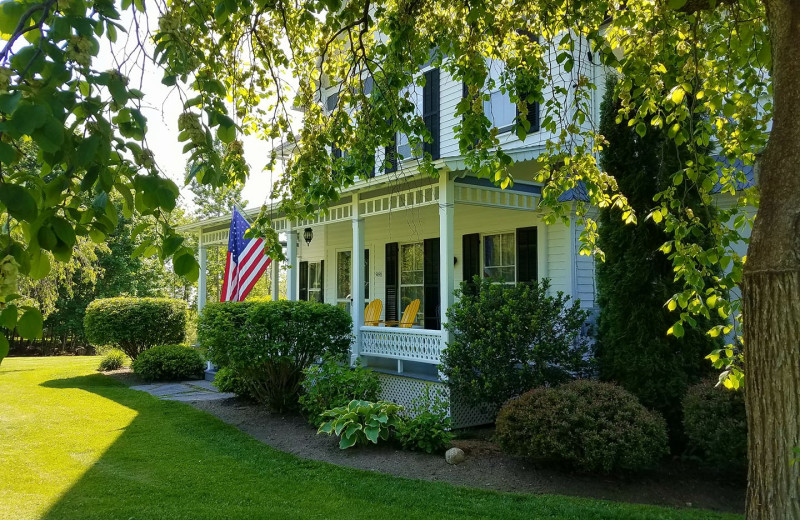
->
[198, 300, 352, 411]
[441, 277, 592, 413]
[595, 77, 719, 444]
[683, 380, 747, 471]
[84, 297, 187, 359]
[397, 385, 453, 454]
[299, 356, 381, 427]
[212, 366, 252, 399]
[496, 380, 669, 474]
[131, 344, 204, 382]
[97, 348, 127, 372]
[317, 400, 404, 450]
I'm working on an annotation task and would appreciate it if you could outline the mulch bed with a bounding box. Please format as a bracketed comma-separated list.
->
[108, 370, 744, 514]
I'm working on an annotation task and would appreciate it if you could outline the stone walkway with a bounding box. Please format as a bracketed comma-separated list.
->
[130, 379, 234, 402]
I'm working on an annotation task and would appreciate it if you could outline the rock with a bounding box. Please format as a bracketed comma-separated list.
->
[445, 447, 465, 465]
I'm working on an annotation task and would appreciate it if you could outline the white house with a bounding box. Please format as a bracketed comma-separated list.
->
[180, 48, 753, 427]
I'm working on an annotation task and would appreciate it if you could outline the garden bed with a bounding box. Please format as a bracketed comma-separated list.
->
[190, 394, 744, 514]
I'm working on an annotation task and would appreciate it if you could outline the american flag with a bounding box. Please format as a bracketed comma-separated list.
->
[221, 208, 271, 302]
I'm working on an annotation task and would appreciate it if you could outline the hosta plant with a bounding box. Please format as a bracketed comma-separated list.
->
[318, 400, 403, 449]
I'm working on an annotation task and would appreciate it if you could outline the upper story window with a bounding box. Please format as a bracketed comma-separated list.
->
[484, 60, 517, 132]
[387, 67, 440, 172]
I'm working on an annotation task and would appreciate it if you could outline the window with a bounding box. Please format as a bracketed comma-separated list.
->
[307, 261, 323, 302]
[483, 232, 515, 284]
[399, 242, 424, 326]
[336, 250, 351, 311]
[483, 60, 516, 132]
[396, 85, 424, 159]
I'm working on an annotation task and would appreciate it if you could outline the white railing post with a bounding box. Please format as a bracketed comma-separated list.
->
[198, 233, 207, 314]
[286, 226, 298, 301]
[439, 173, 455, 372]
[351, 193, 365, 365]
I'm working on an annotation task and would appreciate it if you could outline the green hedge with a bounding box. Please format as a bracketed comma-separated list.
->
[198, 301, 352, 411]
[683, 380, 747, 470]
[496, 380, 669, 473]
[84, 297, 187, 359]
[132, 344, 205, 382]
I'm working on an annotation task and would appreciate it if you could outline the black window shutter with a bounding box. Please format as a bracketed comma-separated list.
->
[299, 261, 309, 301]
[385, 243, 399, 321]
[364, 249, 370, 300]
[423, 68, 440, 160]
[516, 35, 540, 134]
[516, 227, 538, 284]
[462, 233, 481, 286]
[423, 237, 441, 330]
[319, 260, 324, 303]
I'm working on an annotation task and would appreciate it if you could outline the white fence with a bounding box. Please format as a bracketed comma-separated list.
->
[359, 326, 444, 365]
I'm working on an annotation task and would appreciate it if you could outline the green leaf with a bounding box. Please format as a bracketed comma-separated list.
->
[173, 251, 199, 282]
[364, 425, 380, 443]
[0, 184, 38, 222]
[51, 217, 76, 248]
[339, 434, 357, 449]
[0, 305, 17, 329]
[0, 335, 7, 364]
[17, 307, 43, 340]
[0, 142, 16, 164]
[76, 135, 101, 166]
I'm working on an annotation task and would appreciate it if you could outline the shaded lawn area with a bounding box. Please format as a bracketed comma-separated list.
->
[0, 357, 741, 520]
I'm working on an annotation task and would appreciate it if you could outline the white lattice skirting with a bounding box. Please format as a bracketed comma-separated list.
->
[377, 373, 494, 429]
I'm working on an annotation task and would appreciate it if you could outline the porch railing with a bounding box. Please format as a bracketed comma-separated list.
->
[359, 326, 444, 365]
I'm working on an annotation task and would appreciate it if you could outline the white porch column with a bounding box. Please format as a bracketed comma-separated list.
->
[351, 193, 365, 365]
[197, 233, 207, 314]
[439, 173, 455, 351]
[270, 254, 280, 301]
[286, 226, 298, 301]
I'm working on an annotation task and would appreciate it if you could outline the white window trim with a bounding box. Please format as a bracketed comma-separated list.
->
[398, 241, 425, 325]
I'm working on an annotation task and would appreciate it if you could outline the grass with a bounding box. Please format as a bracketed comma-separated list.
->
[0, 356, 741, 520]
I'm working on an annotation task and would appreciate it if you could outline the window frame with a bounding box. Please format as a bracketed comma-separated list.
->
[481, 231, 517, 285]
[398, 241, 425, 326]
[483, 59, 517, 134]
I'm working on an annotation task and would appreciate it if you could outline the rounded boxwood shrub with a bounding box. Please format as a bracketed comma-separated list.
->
[212, 366, 253, 399]
[299, 356, 381, 427]
[496, 380, 669, 473]
[97, 348, 127, 372]
[84, 297, 187, 359]
[683, 379, 747, 470]
[198, 300, 352, 412]
[131, 344, 205, 381]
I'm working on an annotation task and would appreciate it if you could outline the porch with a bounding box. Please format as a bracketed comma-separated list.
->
[186, 169, 592, 381]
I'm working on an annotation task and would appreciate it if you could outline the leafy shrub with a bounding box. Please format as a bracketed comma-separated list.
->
[212, 366, 253, 399]
[132, 344, 205, 381]
[299, 356, 381, 427]
[318, 400, 404, 449]
[97, 348, 127, 371]
[496, 380, 669, 473]
[198, 300, 352, 412]
[683, 380, 747, 469]
[397, 385, 452, 454]
[84, 298, 187, 359]
[441, 277, 593, 413]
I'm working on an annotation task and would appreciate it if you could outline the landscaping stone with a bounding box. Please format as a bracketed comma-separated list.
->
[130, 380, 234, 402]
[445, 447, 465, 465]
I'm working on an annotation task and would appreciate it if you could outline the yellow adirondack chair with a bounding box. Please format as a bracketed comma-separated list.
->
[364, 299, 383, 326]
[382, 299, 420, 328]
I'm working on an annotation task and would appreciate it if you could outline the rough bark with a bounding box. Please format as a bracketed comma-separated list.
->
[744, 0, 800, 516]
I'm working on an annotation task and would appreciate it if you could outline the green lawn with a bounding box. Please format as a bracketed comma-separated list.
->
[0, 357, 741, 520]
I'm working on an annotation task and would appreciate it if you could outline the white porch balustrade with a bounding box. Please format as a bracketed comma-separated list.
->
[359, 326, 444, 365]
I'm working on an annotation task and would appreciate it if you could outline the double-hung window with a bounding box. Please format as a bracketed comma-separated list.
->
[483, 60, 517, 133]
[399, 242, 424, 326]
[483, 232, 516, 284]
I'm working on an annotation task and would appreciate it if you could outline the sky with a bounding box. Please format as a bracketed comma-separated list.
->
[97, 8, 298, 215]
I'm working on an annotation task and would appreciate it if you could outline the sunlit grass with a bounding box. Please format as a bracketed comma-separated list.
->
[1, 357, 742, 520]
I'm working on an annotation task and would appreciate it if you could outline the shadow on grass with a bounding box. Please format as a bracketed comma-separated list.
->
[37, 374, 740, 520]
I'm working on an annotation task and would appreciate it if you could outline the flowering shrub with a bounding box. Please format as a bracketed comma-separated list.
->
[496, 380, 668, 473]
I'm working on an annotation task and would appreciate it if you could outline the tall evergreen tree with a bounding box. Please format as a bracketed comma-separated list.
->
[595, 78, 719, 445]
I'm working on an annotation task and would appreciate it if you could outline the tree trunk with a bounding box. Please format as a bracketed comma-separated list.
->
[744, 0, 800, 516]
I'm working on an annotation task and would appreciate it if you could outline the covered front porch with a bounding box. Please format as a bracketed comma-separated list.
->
[187, 168, 588, 382]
